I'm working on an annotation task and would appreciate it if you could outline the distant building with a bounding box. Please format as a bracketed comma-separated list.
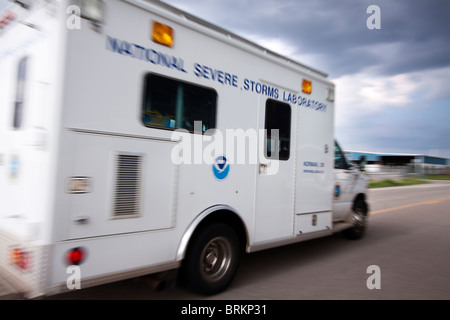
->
[344, 150, 449, 175]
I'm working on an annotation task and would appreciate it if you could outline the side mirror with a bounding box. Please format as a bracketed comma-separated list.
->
[359, 156, 367, 172]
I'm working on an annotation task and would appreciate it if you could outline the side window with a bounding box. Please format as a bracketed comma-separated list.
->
[13, 56, 28, 129]
[265, 99, 291, 161]
[334, 141, 349, 169]
[142, 74, 217, 133]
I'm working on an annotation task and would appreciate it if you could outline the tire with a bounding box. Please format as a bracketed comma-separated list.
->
[343, 200, 368, 240]
[182, 223, 240, 295]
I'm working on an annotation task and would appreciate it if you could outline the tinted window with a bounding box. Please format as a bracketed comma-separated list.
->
[334, 141, 349, 169]
[142, 74, 217, 133]
[265, 99, 291, 161]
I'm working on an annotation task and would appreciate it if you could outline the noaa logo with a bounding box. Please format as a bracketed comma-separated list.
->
[334, 183, 341, 199]
[213, 156, 230, 180]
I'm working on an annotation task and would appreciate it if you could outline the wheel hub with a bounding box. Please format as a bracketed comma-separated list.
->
[201, 237, 232, 282]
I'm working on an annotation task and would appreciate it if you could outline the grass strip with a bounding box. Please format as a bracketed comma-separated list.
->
[369, 178, 430, 189]
[418, 175, 450, 180]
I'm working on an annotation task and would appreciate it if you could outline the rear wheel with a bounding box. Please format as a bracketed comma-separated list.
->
[343, 200, 368, 240]
[183, 223, 240, 295]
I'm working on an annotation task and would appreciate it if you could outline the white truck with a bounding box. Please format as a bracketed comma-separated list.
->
[0, 0, 368, 298]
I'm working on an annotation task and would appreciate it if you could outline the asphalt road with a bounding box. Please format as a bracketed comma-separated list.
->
[51, 181, 450, 300]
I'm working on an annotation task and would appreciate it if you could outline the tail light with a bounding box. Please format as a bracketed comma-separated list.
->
[8, 247, 32, 271]
[66, 247, 86, 266]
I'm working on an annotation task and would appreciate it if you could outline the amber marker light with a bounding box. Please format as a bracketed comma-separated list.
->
[152, 21, 174, 47]
[302, 79, 312, 95]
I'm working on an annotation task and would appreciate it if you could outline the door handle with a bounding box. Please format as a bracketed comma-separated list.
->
[74, 216, 90, 225]
[259, 163, 268, 175]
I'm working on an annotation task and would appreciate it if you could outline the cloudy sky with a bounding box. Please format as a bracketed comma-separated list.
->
[1, 0, 449, 158]
[160, 0, 450, 158]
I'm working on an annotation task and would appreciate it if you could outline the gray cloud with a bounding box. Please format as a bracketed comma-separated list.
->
[165, 0, 450, 78]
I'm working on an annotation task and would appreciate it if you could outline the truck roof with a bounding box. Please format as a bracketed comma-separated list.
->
[137, 0, 329, 79]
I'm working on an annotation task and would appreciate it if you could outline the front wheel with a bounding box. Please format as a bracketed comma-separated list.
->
[182, 223, 240, 295]
[343, 200, 368, 240]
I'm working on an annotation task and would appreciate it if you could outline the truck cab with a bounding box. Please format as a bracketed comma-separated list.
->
[334, 140, 369, 239]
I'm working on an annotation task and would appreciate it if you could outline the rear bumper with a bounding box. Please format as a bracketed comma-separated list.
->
[0, 266, 24, 300]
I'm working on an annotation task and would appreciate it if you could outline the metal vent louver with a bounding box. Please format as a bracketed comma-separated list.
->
[113, 154, 142, 217]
